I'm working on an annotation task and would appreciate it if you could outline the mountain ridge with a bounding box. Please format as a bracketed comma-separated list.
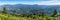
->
[0, 4, 60, 15]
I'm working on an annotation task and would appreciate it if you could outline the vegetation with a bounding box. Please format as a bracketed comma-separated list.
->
[51, 9, 58, 17]
[2, 7, 7, 14]
[0, 7, 59, 20]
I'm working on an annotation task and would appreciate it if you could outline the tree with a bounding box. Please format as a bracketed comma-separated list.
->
[2, 7, 7, 14]
[41, 12, 46, 18]
[51, 9, 57, 17]
[14, 9, 20, 17]
[31, 10, 39, 15]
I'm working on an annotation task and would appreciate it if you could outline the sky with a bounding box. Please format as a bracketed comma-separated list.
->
[0, 0, 60, 5]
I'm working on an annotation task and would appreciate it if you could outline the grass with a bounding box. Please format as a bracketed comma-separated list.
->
[0, 13, 59, 20]
[58, 16, 60, 20]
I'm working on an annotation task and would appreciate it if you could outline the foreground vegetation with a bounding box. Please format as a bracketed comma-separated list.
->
[0, 13, 59, 20]
[0, 7, 59, 20]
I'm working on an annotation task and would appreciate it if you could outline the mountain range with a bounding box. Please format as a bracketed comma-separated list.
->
[0, 4, 60, 15]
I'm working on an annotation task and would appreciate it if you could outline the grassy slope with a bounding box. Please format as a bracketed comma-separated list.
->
[0, 13, 25, 20]
[0, 13, 36, 20]
[58, 16, 60, 20]
[0, 13, 59, 20]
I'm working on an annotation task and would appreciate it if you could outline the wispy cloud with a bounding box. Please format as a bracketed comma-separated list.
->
[0, 0, 60, 5]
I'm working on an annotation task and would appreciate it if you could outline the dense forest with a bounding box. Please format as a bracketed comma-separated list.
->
[0, 4, 60, 20]
[0, 5, 60, 20]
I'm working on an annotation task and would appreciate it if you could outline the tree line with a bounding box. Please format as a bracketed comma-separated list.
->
[2, 7, 58, 19]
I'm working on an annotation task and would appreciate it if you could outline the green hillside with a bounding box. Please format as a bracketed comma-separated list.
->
[0, 6, 59, 20]
[0, 13, 59, 20]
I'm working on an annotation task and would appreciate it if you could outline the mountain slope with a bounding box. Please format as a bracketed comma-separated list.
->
[0, 4, 60, 15]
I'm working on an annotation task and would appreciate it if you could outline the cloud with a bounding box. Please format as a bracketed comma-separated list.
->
[0, 2, 41, 5]
[0, 0, 60, 5]
[38, 0, 60, 5]
[37, 1, 60, 5]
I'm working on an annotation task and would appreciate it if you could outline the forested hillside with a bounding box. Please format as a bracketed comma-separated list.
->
[0, 4, 59, 20]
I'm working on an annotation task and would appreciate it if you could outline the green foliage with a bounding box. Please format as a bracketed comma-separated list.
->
[0, 7, 59, 20]
[41, 12, 46, 18]
[2, 7, 7, 14]
[51, 9, 57, 17]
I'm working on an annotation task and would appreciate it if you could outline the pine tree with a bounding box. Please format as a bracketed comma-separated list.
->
[15, 9, 18, 15]
[2, 7, 7, 14]
[51, 9, 57, 17]
[14, 9, 20, 17]
[41, 11, 46, 20]
[41, 12, 46, 18]
[42, 12, 44, 17]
